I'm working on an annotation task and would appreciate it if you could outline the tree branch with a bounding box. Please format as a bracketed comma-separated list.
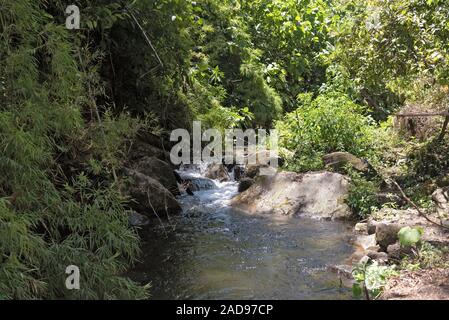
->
[389, 179, 449, 230]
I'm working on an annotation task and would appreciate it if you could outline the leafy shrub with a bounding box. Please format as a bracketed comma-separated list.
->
[200, 106, 254, 131]
[398, 226, 423, 247]
[346, 169, 381, 218]
[352, 260, 398, 299]
[0, 0, 146, 299]
[276, 92, 376, 172]
[401, 242, 449, 270]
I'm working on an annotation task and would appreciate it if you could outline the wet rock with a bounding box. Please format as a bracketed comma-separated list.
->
[322, 152, 368, 172]
[330, 264, 353, 278]
[181, 176, 217, 192]
[238, 178, 255, 193]
[376, 223, 401, 250]
[232, 171, 351, 220]
[128, 211, 150, 227]
[133, 156, 180, 196]
[121, 168, 182, 218]
[205, 163, 230, 182]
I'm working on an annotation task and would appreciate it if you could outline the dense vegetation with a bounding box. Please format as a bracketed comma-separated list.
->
[1, 0, 448, 299]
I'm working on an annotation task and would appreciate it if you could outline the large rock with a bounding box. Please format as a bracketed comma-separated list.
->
[231, 171, 351, 220]
[132, 156, 179, 195]
[121, 168, 181, 218]
[375, 223, 401, 250]
[177, 172, 217, 192]
[322, 152, 368, 172]
[238, 178, 255, 193]
[184, 177, 217, 192]
[205, 163, 230, 182]
[128, 139, 171, 163]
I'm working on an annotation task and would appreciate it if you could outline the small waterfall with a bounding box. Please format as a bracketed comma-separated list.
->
[129, 162, 355, 300]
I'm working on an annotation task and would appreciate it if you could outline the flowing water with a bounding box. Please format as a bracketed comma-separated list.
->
[129, 167, 355, 300]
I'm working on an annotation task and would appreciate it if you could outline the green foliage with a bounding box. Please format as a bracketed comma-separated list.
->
[200, 106, 254, 131]
[346, 170, 381, 218]
[352, 260, 398, 299]
[331, 0, 449, 119]
[242, 0, 336, 111]
[401, 242, 449, 270]
[276, 92, 376, 171]
[0, 0, 146, 299]
[3, 0, 449, 299]
[398, 226, 423, 247]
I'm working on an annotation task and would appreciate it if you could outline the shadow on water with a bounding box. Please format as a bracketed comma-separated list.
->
[128, 178, 355, 300]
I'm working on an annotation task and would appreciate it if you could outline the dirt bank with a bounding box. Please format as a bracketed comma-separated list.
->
[381, 268, 449, 300]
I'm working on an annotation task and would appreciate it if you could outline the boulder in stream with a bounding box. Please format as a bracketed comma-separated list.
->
[205, 163, 230, 182]
[128, 139, 172, 163]
[238, 178, 255, 193]
[184, 177, 217, 192]
[232, 171, 351, 220]
[121, 168, 182, 218]
[132, 156, 180, 195]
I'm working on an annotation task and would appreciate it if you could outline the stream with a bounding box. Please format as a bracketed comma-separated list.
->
[129, 166, 355, 300]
